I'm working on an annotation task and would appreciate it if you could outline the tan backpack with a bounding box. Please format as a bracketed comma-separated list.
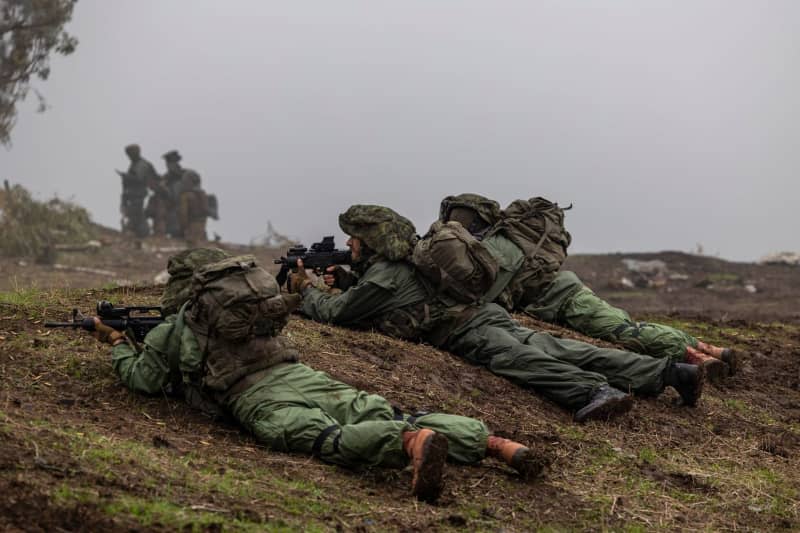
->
[412, 221, 499, 304]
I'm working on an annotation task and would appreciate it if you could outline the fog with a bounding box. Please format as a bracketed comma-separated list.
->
[3, 0, 798, 261]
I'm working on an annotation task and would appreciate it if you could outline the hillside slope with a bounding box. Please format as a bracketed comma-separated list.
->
[1, 285, 799, 531]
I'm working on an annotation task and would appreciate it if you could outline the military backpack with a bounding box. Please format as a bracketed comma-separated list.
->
[161, 248, 231, 315]
[411, 221, 499, 304]
[490, 196, 572, 299]
[187, 256, 300, 393]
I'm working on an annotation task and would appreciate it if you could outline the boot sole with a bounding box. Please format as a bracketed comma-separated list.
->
[510, 447, 550, 481]
[574, 394, 634, 423]
[412, 433, 449, 503]
[683, 364, 705, 407]
[721, 349, 739, 375]
[703, 358, 727, 386]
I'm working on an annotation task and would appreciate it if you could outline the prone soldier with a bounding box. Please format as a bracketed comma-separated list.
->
[84, 250, 546, 502]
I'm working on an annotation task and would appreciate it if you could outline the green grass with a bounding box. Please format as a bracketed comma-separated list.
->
[10, 417, 362, 531]
[637, 446, 657, 464]
[0, 286, 43, 307]
[706, 272, 741, 284]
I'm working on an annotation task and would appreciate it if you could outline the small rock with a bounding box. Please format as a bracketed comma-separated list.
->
[153, 269, 170, 285]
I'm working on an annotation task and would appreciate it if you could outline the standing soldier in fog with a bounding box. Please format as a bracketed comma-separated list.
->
[161, 150, 185, 238]
[144, 173, 171, 237]
[179, 170, 209, 245]
[118, 144, 157, 238]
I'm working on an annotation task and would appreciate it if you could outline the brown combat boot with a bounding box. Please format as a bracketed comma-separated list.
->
[696, 340, 740, 375]
[402, 429, 449, 503]
[486, 436, 548, 480]
[685, 346, 726, 385]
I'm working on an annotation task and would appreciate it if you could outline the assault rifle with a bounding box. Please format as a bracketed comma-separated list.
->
[274, 236, 351, 288]
[45, 301, 165, 343]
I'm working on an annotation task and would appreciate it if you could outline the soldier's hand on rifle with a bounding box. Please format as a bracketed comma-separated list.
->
[323, 266, 338, 288]
[91, 317, 126, 346]
[288, 259, 312, 294]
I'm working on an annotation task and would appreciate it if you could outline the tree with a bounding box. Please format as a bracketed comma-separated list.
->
[0, 0, 78, 145]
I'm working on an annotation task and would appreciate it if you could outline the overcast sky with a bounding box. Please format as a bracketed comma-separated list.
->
[3, 1, 798, 261]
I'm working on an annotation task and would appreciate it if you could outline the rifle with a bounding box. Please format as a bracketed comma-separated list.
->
[274, 236, 351, 288]
[45, 300, 165, 343]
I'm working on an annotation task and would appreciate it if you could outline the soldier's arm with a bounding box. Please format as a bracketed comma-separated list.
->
[300, 280, 394, 325]
[111, 322, 173, 394]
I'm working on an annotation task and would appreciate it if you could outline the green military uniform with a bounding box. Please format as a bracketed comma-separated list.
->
[299, 205, 675, 413]
[301, 259, 669, 411]
[162, 150, 186, 238]
[483, 232, 697, 362]
[523, 270, 697, 362]
[122, 147, 158, 238]
[144, 176, 171, 237]
[111, 306, 489, 468]
[179, 171, 208, 245]
[443, 194, 698, 363]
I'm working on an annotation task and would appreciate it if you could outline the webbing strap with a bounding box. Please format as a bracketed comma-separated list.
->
[312, 425, 341, 457]
[393, 407, 433, 426]
[166, 302, 190, 396]
[407, 411, 431, 426]
[529, 217, 551, 259]
[483, 267, 516, 304]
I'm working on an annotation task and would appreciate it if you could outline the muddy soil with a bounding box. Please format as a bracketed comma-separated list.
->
[2, 232, 800, 530]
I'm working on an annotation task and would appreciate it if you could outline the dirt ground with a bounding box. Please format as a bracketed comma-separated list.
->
[1, 235, 799, 531]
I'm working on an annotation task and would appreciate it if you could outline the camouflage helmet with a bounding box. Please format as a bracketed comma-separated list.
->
[161, 247, 231, 315]
[338, 205, 417, 261]
[124, 144, 141, 158]
[439, 193, 501, 226]
[162, 150, 182, 163]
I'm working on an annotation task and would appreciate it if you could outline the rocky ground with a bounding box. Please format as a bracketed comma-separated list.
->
[1, 233, 799, 531]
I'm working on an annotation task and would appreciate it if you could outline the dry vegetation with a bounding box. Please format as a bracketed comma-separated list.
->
[1, 283, 799, 531]
[1, 185, 799, 530]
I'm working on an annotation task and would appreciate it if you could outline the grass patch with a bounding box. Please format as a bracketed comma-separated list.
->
[707, 273, 741, 284]
[0, 286, 44, 307]
[637, 446, 657, 464]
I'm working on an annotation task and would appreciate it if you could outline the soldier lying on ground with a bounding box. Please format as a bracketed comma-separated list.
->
[289, 205, 704, 423]
[86, 252, 546, 503]
[437, 194, 738, 383]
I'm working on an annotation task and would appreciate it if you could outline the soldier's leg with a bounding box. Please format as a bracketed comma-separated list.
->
[508, 325, 669, 396]
[525, 271, 696, 361]
[234, 364, 487, 467]
[279, 364, 490, 465]
[446, 304, 609, 410]
[153, 206, 167, 236]
[232, 365, 409, 468]
[395, 412, 489, 464]
[128, 196, 149, 237]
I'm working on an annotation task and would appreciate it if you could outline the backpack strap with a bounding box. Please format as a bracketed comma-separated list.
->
[528, 216, 551, 258]
[166, 301, 190, 396]
[483, 267, 517, 304]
